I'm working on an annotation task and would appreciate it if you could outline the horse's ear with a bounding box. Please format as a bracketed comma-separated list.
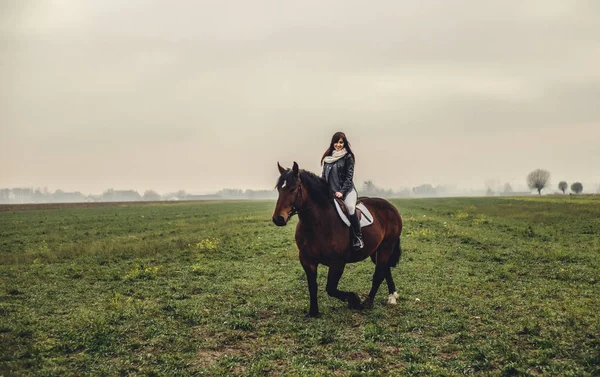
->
[277, 162, 286, 175]
[292, 161, 299, 177]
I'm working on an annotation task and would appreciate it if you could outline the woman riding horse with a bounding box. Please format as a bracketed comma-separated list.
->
[273, 161, 403, 317]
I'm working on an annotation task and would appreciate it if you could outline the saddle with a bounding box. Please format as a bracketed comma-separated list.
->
[334, 198, 374, 228]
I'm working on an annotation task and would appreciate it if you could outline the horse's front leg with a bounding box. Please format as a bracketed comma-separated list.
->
[326, 263, 362, 310]
[300, 255, 319, 318]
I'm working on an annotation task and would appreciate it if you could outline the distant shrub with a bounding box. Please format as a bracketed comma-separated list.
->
[571, 182, 583, 194]
[558, 181, 568, 194]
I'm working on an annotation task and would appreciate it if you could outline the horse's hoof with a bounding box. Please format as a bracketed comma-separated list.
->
[387, 291, 399, 305]
[362, 297, 374, 309]
[347, 293, 363, 310]
[305, 311, 320, 318]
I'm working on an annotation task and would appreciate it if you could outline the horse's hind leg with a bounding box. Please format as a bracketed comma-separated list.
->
[326, 263, 362, 310]
[363, 240, 398, 309]
[370, 243, 400, 305]
[385, 270, 399, 305]
[363, 262, 389, 309]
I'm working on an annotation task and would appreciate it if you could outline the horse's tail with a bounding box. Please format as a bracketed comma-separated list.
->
[388, 236, 402, 267]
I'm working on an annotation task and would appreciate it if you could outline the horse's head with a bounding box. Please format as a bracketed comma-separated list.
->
[272, 161, 302, 226]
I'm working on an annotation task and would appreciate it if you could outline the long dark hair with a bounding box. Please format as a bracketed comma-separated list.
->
[320, 131, 356, 165]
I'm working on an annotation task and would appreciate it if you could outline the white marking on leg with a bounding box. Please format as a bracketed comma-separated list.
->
[387, 291, 398, 305]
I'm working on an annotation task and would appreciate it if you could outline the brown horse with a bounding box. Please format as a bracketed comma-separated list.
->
[272, 162, 403, 317]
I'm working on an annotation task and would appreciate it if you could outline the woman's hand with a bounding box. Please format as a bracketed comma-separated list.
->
[335, 192, 343, 198]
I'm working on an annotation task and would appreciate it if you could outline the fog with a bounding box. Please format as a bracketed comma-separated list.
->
[2, 1, 599, 198]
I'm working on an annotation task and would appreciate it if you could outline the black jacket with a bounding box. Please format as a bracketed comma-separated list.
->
[321, 154, 356, 199]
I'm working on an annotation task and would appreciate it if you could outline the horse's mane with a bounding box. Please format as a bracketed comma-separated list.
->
[276, 169, 333, 207]
[299, 170, 333, 206]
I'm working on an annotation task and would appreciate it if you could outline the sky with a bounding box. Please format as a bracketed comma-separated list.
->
[2, 0, 600, 195]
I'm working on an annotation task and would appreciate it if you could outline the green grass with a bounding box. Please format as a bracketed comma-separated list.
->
[1, 197, 599, 376]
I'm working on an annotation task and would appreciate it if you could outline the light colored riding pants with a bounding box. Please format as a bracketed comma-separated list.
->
[344, 189, 358, 215]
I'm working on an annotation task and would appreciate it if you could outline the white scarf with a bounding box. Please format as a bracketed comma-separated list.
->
[323, 148, 347, 164]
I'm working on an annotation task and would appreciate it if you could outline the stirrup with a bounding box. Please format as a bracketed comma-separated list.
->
[352, 237, 364, 251]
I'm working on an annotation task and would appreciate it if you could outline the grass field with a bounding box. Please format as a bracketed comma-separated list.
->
[1, 196, 599, 376]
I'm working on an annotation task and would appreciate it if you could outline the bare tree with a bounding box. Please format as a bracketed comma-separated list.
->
[176, 190, 187, 200]
[412, 184, 436, 196]
[143, 190, 161, 201]
[558, 181, 568, 194]
[363, 180, 376, 195]
[0, 188, 9, 203]
[503, 183, 513, 194]
[102, 189, 116, 202]
[571, 182, 583, 194]
[527, 169, 551, 195]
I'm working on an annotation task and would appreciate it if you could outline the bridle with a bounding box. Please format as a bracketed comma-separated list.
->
[288, 181, 313, 218]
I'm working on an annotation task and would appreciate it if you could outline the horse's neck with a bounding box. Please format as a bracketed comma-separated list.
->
[297, 199, 338, 229]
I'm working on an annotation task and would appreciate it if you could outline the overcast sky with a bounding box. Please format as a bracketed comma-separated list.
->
[2, 0, 599, 195]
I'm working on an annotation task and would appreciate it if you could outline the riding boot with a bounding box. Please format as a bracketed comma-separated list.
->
[349, 212, 364, 251]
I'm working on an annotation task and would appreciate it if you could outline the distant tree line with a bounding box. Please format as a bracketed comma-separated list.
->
[527, 169, 589, 195]
[0, 187, 279, 204]
[2, 172, 596, 204]
[481, 180, 525, 197]
[362, 181, 411, 198]
[216, 189, 277, 199]
[0, 188, 86, 204]
[363, 181, 471, 198]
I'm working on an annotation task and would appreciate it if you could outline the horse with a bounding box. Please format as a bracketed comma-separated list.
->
[272, 162, 403, 317]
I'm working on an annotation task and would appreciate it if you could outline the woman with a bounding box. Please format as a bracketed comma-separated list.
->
[321, 132, 364, 251]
